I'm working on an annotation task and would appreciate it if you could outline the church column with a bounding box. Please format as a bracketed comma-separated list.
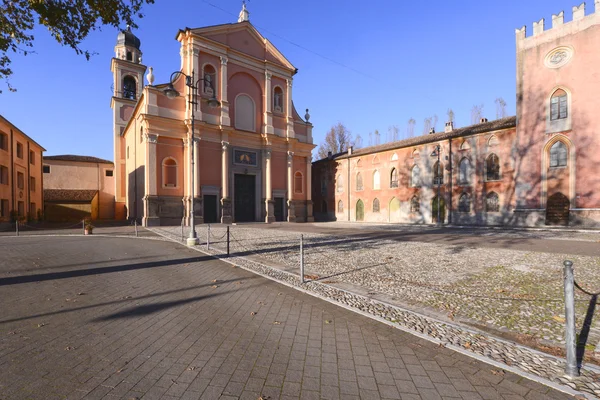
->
[143, 133, 160, 226]
[286, 79, 295, 139]
[264, 72, 274, 134]
[221, 141, 232, 223]
[264, 149, 275, 223]
[193, 134, 203, 224]
[220, 56, 230, 126]
[306, 155, 314, 222]
[182, 137, 191, 226]
[287, 151, 296, 222]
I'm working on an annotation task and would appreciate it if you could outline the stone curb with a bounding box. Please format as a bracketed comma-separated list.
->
[150, 227, 600, 399]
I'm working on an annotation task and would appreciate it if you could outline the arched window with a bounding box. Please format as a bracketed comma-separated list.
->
[487, 135, 499, 147]
[234, 94, 255, 132]
[390, 168, 398, 188]
[486, 192, 500, 212]
[460, 140, 471, 150]
[373, 170, 380, 190]
[203, 64, 217, 95]
[411, 165, 421, 187]
[356, 172, 363, 191]
[410, 196, 420, 213]
[458, 193, 470, 213]
[337, 200, 344, 213]
[126, 51, 132, 62]
[336, 174, 343, 193]
[373, 198, 380, 213]
[433, 161, 443, 185]
[273, 86, 284, 113]
[486, 154, 500, 181]
[294, 172, 303, 194]
[391, 153, 398, 161]
[551, 89, 568, 121]
[412, 149, 420, 159]
[356, 159, 362, 167]
[163, 158, 178, 187]
[123, 76, 136, 99]
[550, 141, 568, 167]
[458, 157, 471, 185]
[372, 155, 380, 164]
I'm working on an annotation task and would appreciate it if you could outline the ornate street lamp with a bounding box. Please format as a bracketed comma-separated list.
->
[430, 144, 442, 225]
[163, 70, 221, 246]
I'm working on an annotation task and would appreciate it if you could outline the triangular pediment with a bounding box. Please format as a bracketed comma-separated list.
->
[188, 22, 295, 71]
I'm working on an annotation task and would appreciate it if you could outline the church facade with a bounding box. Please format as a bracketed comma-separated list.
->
[111, 4, 314, 226]
[312, 2, 600, 228]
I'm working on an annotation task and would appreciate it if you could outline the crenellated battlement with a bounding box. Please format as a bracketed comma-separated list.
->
[516, 1, 600, 41]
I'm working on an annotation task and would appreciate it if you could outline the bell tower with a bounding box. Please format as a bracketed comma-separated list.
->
[110, 26, 146, 219]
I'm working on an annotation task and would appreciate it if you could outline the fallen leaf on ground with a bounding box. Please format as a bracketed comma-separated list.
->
[65, 346, 74, 351]
[325, 320, 332, 324]
[277, 292, 282, 295]
[273, 321, 281, 325]
[187, 366, 197, 371]
[77, 292, 85, 296]
[211, 285, 218, 289]
[464, 342, 471, 349]
[212, 279, 218, 283]
[490, 369, 505, 376]
[37, 323, 46, 328]
[552, 315, 566, 323]
[250, 312, 256, 316]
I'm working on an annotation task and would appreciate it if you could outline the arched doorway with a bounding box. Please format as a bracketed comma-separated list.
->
[389, 197, 401, 223]
[356, 200, 364, 222]
[546, 192, 570, 225]
[432, 196, 446, 224]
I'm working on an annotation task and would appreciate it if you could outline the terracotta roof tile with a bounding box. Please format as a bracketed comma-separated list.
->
[315, 116, 517, 162]
[44, 155, 113, 164]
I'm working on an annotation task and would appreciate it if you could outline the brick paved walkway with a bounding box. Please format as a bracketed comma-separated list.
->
[0, 236, 574, 399]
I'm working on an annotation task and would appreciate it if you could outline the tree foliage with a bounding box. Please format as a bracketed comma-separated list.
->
[317, 122, 353, 159]
[1, 0, 155, 92]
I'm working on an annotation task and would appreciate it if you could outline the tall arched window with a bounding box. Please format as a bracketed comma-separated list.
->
[163, 158, 178, 187]
[294, 172, 303, 194]
[433, 161, 443, 185]
[390, 168, 398, 188]
[337, 200, 344, 213]
[373, 198, 380, 213]
[550, 141, 568, 167]
[551, 89, 568, 121]
[410, 196, 420, 213]
[486, 154, 500, 181]
[458, 193, 470, 213]
[356, 172, 363, 191]
[234, 94, 255, 132]
[486, 192, 500, 212]
[273, 86, 284, 112]
[373, 170, 380, 190]
[458, 157, 471, 185]
[411, 165, 421, 187]
[336, 174, 343, 193]
[123, 76, 136, 99]
[203, 64, 217, 95]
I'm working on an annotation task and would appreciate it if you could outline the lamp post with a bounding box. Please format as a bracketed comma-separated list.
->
[163, 70, 220, 246]
[430, 144, 442, 225]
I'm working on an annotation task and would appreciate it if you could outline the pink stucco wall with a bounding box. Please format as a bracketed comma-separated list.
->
[156, 137, 184, 197]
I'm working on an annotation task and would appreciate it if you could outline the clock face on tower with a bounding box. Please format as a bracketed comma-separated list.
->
[234, 150, 257, 166]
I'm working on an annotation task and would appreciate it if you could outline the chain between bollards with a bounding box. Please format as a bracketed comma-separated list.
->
[300, 234, 305, 283]
[226, 226, 230, 256]
[563, 260, 579, 378]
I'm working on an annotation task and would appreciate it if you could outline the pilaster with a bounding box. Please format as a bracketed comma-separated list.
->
[143, 132, 160, 226]
[264, 72, 274, 135]
[221, 141, 232, 223]
[287, 151, 296, 222]
[264, 149, 275, 223]
[306, 155, 314, 222]
[220, 56, 231, 126]
[286, 79, 295, 139]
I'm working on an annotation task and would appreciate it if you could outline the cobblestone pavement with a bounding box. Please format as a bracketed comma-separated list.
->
[0, 236, 577, 399]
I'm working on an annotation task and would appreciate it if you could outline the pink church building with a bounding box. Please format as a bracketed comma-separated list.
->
[313, 2, 600, 227]
[111, 4, 315, 226]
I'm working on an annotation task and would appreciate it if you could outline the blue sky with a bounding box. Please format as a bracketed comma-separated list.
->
[0, 0, 586, 160]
